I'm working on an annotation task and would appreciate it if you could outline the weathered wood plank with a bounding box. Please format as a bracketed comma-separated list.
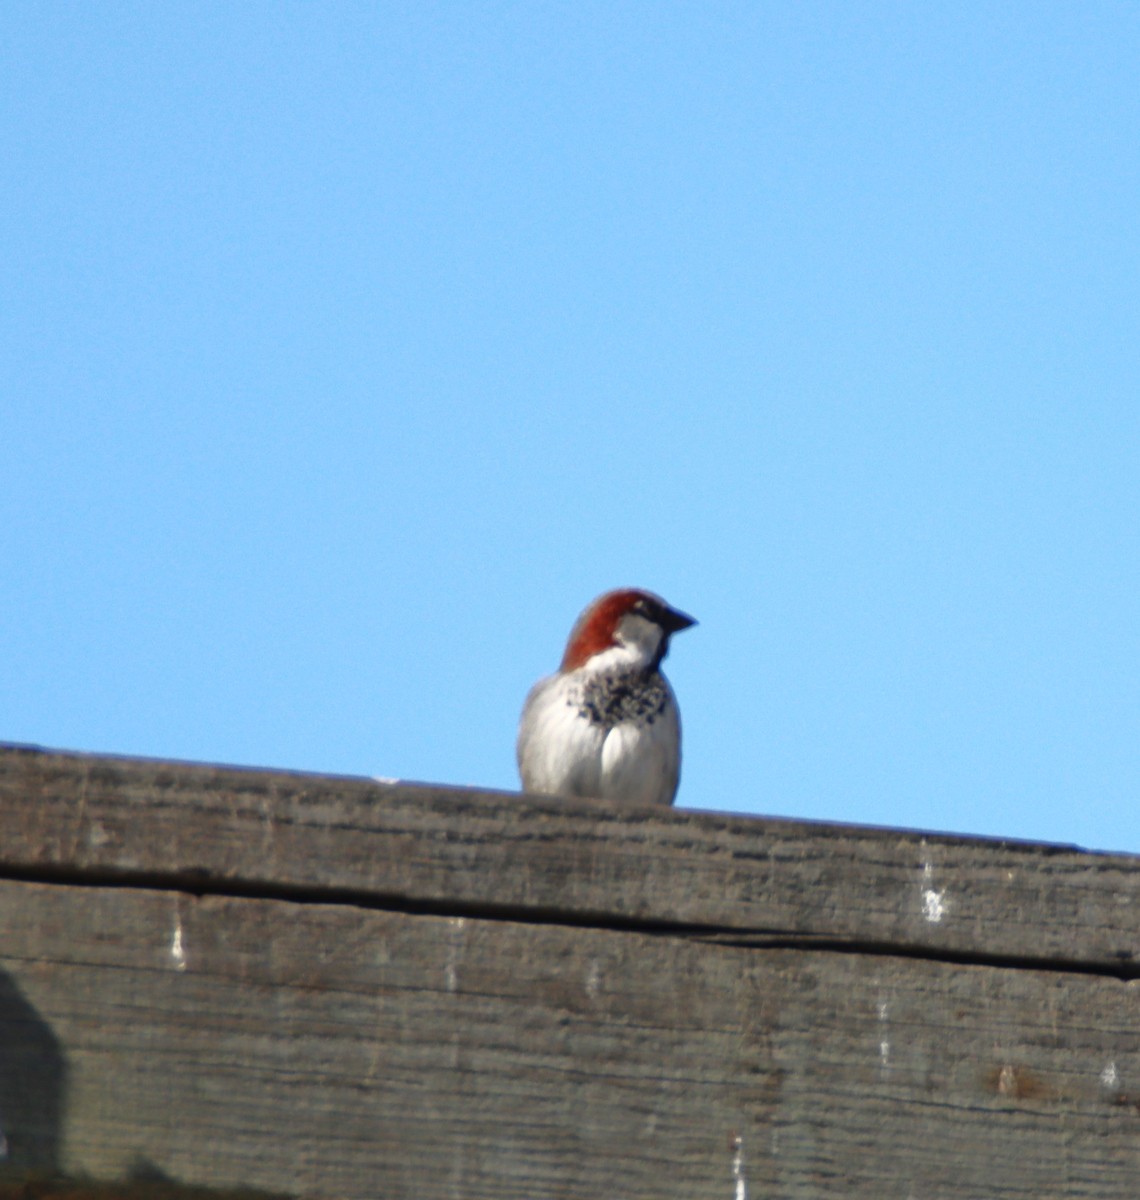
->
[0, 876, 1138, 1199]
[2, 745, 1137, 971]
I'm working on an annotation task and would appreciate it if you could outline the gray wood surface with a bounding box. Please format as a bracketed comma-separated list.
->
[1, 744, 1139, 1198]
[1, 877, 1139, 1199]
[1, 744, 1137, 970]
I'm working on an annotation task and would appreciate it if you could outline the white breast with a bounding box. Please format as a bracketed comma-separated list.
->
[517, 671, 681, 806]
[597, 687, 681, 805]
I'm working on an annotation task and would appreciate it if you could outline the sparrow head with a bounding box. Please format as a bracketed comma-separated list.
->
[560, 588, 696, 673]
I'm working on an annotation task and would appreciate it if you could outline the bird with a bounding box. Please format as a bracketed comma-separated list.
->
[517, 588, 696, 806]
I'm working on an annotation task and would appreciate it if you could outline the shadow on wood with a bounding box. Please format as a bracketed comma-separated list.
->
[0, 970, 64, 1173]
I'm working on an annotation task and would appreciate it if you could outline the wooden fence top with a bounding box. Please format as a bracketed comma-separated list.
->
[2, 743, 1139, 1199]
[1, 742, 1136, 974]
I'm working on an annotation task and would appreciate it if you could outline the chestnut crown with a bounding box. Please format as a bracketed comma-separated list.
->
[560, 588, 696, 672]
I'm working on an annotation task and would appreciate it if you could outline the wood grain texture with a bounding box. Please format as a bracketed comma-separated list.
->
[1, 745, 1138, 971]
[0, 877, 1139, 1199]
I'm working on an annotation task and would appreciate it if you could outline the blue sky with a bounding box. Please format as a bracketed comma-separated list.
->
[4, 3, 1139, 852]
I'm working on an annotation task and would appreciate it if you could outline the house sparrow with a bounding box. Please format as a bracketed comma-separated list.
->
[517, 588, 696, 806]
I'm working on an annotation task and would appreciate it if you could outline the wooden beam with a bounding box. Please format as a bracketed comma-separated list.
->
[0, 744, 1136, 970]
[2, 878, 1140, 1199]
[1, 744, 1139, 1197]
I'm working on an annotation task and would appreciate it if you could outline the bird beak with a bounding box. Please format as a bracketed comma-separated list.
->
[661, 605, 697, 634]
